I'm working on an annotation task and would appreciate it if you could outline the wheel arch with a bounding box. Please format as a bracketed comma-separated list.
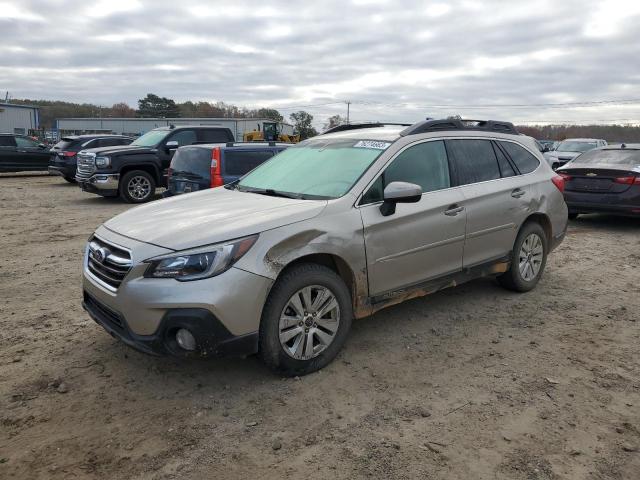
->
[521, 212, 552, 245]
[119, 162, 161, 184]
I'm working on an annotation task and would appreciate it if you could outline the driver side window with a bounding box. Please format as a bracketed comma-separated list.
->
[15, 136, 40, 148]
[361, 140, 451, 204]
[168, 129, 197, 147]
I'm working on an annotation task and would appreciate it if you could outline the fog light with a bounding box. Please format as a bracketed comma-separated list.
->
[175, 328, 196, 351]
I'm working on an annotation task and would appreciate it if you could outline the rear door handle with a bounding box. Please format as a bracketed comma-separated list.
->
[511, 188, 526, 198]
[444, 204, 464, 216]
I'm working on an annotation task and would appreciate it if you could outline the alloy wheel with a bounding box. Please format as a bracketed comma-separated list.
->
[278, 285, 340, 360]
[518, 233, 544, 281]
[127, 176, 151, 200]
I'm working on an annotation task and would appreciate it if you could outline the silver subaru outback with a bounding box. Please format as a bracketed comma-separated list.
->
[82, 119, 568, 376]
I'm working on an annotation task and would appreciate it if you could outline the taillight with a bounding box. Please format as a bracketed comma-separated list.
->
[210, 147, 223, 187]
[551, 174, 565, 193]
[62, 151, 76, 157]
[614, 176, 640, 185]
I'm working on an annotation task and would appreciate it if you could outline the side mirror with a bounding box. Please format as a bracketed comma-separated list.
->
[541, 145, 550, 153]
[165, 140, 179, 151]
[380, 181, 422, 216]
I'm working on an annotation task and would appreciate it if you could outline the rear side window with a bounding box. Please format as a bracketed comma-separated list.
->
[447, 139, 500, 185]
[199, 129, 233, 143]
[0, 136, 16, 147]
[500, 141, 540, 174]
[493, 142, 516, 177]
[361, 140, 450, 204]
[169, 129, 197, 146]
[170, 147, 211, 178]
[224, 150, 274, 175]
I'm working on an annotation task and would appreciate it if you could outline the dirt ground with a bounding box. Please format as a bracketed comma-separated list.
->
[0, 174, 638, 480]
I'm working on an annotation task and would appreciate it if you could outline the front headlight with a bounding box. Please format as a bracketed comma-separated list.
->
[95, 156, 111, 167]
[143, 235, 258, 281]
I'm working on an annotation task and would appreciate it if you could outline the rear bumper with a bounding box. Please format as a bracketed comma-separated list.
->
[48, 159, 76, 178]
[76, 173, 119, 197]
[564, 190, 640, 216]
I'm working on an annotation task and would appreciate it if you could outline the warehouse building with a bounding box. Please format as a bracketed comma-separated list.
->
[0, 102, 40, 134]
[55, 117, 294, 140]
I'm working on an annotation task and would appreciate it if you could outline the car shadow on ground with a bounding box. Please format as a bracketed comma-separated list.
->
[569, 213, 640, 232]
[86, 276, 505, 391]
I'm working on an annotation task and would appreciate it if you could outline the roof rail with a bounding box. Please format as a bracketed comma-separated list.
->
[400, 119, 518, 137]
[322, 122, 412, 135]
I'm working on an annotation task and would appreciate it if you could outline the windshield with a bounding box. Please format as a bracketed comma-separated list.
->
[131, 130, 169, 147]
[556, 141, 597, 153]
[572, 148, 640, 166]
[236, 138, 389, 199]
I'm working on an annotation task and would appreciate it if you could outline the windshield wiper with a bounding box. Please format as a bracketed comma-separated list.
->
[237, 186, 302, 199]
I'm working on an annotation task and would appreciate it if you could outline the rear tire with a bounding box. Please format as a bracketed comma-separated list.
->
[498, 222, 548, 292]
[259, 263, 353, 377]
[120, 170, 155, 203]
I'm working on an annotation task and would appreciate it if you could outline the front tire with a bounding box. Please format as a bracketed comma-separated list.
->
[63, 176, 76, 183]
[259, 263, 353, 376]
[498, 222, 548, 292]
[120, 170, 155, 203]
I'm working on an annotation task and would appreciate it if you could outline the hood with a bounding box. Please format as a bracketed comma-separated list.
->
[104, 187, 328, 251]
[80, 145, 153, 156]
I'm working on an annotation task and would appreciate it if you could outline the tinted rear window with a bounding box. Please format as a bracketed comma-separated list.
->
[500, 141, 540, 174]
[573, 148, 640, 166]
[447, 139, 501, 185]
[52, 138, 77, 150]
[170, 147, 211, 178]
[224, 150, 275, 175]
[199, 129, 234, 143]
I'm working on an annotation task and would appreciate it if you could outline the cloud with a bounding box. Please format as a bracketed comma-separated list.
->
[1, 0, 640, 126]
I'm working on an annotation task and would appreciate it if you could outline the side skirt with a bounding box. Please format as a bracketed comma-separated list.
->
[365, 257, 510, 316]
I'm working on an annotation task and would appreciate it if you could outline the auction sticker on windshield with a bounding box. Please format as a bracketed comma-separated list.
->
[353, 140, 392, 150]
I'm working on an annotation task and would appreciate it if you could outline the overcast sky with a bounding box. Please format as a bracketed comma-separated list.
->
[1, 0, 640, 127]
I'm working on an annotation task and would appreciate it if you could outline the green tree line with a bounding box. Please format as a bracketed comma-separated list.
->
[8, 94, 318, 139]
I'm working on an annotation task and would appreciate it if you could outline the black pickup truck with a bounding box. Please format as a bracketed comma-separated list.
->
[75, 125, 234, 203]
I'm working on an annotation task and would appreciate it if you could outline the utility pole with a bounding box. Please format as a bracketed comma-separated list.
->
[346, 100, 351, 124]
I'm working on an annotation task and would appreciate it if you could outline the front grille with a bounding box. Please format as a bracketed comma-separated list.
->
[86, 236, 133, 290]
[76, 152, 96, 179]
[84, 292, 124, 329]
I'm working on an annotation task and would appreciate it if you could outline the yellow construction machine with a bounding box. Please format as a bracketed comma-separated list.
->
[243, 122, 300, 143]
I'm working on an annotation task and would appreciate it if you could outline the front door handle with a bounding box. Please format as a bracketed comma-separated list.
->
[444, 204, 464, 216]
[511, 188, 526, 198]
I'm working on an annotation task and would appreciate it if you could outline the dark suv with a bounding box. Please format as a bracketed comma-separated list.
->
[49, 135, 133, 182]
[75, 125, 234, 203]
[166, 142, 289, 196]
[0, 133, 52, 172]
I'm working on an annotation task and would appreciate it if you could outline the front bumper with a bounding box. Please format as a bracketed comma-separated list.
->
[83, 292, 259, 357]
[76, 173, 119, 197]
[82, 229, 274, 357]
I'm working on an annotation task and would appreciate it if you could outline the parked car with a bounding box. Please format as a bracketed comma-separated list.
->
[81, 119, 568, 376]
[558, 144, 640, 219]
[0, 133, 52, 172]
[544, 138, 607, 170]
[49, 135, 133, 183]
[75, 125, 235, 203]
[165, 142, 289, 196]
[538, 139, 556, 151]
